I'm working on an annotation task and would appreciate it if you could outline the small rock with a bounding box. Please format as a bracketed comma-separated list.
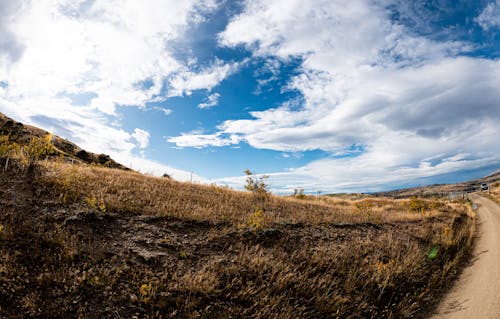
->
[130, 294, 138, 302]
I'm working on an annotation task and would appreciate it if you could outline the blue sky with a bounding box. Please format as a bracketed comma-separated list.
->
[0, 0, 499, 193]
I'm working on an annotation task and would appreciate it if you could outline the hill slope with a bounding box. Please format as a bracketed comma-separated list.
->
[0, 112, 128, 170]
[0, 114, 476, 319]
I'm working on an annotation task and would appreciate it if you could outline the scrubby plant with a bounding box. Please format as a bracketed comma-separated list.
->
[85, 193, 107, 213]
[354, 200, 373, 215]
[244, 169, 270, 209]
[244, 169, 270, 195]
[0, 135, 17, 158]
[293, 188, 306, 199]
[139, 282, 156, 304]
[408, 197, 428, 214]
[0, 135, 21, 171]
[22, 134, 54, 164]
[246, 208, 267, 231]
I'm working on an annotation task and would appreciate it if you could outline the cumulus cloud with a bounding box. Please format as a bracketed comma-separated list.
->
[475, 1, 500, 30]
[0, 1, 24, 67]
[0, 0, 233, 181]
[132, 128, 150, 149]
[172, 0, 500, 192]
[198, 92, 220, 109]
[168, 61, 239, 97]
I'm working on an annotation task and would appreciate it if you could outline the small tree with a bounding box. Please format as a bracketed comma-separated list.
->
[244, 169, 270, 193]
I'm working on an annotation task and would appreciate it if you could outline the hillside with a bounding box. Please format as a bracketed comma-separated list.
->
[0, 116, 477, 318]
[0, 112, 128, 170]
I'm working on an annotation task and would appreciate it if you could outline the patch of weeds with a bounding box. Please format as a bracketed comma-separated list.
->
[139, 282, 156, 304]
[178, 251, 189, 260]
[408, 197, 428, 214]
[246, 209, 267, 231]
[427, 246, 439, 261]
[85, 193, 107, 213]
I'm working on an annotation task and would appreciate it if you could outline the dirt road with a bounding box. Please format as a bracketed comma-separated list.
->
[431, 194, 500, 319]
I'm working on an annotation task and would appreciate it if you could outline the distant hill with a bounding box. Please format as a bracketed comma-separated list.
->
[0, 112, 128, 170]
[373, 170, 500, 198]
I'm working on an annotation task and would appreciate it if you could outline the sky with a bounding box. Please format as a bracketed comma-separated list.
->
[0, 0, 499, 194]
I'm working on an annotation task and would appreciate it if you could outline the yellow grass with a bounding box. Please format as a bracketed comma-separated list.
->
[40, 161, 454, 226]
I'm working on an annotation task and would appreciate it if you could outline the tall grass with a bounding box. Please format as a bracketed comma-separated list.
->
[38, 161, 457, 226]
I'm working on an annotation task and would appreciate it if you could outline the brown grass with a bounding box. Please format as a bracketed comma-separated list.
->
[485, 182, 500, 204]
[38, 161, 452, 226]
[0, 156, 476, 318]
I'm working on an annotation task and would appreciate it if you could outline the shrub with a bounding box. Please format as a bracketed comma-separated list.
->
[0, 135, 22, 161]
[293, 188, 306, 199]
[354, 200, 373, 215]
[22, 134, 54, 165]
[408, 197, 427, 213]
[244, 169, 270, 195]
[246, 209, 267, 231]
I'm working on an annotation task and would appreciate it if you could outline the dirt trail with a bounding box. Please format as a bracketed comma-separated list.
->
[431, 194, 500, 319]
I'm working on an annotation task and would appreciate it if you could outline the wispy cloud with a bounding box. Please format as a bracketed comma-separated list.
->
[167, 131, 240, 148]
[198, 92, 220, 109]
[475, 1, 500, 30]
[153, 106, 173, 116]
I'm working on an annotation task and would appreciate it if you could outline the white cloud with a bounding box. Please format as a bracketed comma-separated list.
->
[167, 132, 240, 148]
[0, 0, 236, 182]
[168, 60, 239, 96]
[132, 128, 150, 149]
[153, 107, 173, 116]
[172, 0, 500, 192]
[198, 92, 220, 109]
[475, 1, 500, 30]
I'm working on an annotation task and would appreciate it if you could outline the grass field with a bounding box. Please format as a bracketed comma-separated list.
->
[0, 134, 476, 318]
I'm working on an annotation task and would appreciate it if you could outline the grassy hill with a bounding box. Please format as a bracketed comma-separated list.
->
[0, 113, 476, 318]
[0, 112, 128, 170]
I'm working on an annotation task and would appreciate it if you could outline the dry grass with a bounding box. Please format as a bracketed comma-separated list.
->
[39, 161, 454, 226]
[0, 156, 476, 318]
[485, 182, 500, 204]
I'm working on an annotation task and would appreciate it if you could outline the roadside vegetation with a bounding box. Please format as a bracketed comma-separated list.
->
[0, 132, 476, 318]
[485, 182, 500, 204]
